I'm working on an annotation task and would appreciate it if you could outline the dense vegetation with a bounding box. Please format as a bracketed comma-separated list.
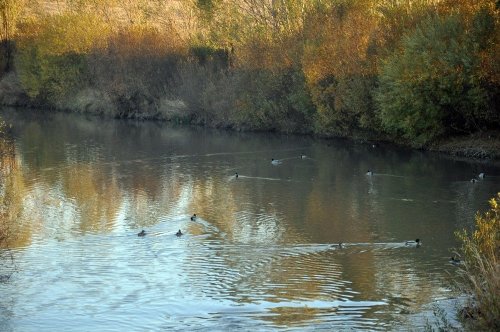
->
[0, 0, 499, 147]
[456, 193, 500, 331]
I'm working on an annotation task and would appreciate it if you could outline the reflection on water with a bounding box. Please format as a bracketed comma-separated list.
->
[1, 108, 499, 331]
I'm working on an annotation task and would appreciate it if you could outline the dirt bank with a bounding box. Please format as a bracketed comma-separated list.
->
[430, 131, 500, 161]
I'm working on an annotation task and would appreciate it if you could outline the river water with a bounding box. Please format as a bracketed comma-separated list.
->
[0, 108, 498, 331]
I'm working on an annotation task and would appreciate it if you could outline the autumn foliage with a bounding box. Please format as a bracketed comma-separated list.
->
[0, 0, 499, 143]
[455, 193, 500, 330]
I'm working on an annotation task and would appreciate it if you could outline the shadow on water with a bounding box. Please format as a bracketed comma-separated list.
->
[1, 107, 499, 330]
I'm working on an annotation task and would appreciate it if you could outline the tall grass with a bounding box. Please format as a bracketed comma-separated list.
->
[455, 193, 500, 330]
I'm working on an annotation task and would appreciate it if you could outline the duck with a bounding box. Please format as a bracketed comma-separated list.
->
[300, 154, 307, 159]
[331, 242, 344, 249]
[235, 172, 239, 178]
[478, 173, 485, 179]
[137, 230, 146, 237]
[450, 256, 461, 265]
[366, 170, 373, 176]
[190, 214, 197, 221]
[271, 158, 281, 165]
[405, 238, 421, 247]
[176, 229, 183, 237]
[470, 178, 477, 183]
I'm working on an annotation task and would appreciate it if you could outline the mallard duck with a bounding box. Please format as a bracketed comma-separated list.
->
[271, 158, 281, 165]
[137, 230, 146, 237]
[190, 214, 197, 221]
[478, 173, 485, 179]
[300, 154, 307, 159]
[366, 170, 373, 176]
[450, 256, 461, 265]
[176, 229, 183, 237]
[470, 178, 477, 183]
[405, 239, 421, 247]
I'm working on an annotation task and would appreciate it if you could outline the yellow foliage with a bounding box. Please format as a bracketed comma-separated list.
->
[457, 193, 499, 264]
[18, 12, 110, 55]
[455, 193, 500, 330]
[0, 0, 26, 40]
[106, 25, 187, 58]
[302, 3, 378, 86]
[237, 34, 302, 71]
[438, 0, 498, 16]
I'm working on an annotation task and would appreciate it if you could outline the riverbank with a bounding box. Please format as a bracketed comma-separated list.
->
[1, 74, 499, 163]
[430, 131, 500, 161]
[1, 66, 499, 162]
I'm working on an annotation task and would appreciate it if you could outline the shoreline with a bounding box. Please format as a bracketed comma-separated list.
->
[1, 102, 499, 164]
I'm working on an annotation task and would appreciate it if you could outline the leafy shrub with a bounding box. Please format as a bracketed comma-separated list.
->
[455, 193, 500, 330]
[15, 13, 107, 105]
[376, 12, 498, 146]
[235, 68, 315, 133]
[87, 26, 187, 117]
[311, 74, 378, 137]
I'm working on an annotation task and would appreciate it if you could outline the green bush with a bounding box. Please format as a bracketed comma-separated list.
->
[311, 74, 378, 137]
[236, 68, 315, 133]
[376, 12, 497, 146]
[16, 46, 89, 105]
[14, 13, 105, 106]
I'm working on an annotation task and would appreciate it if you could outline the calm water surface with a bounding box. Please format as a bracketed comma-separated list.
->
[0, 109, 499, 331]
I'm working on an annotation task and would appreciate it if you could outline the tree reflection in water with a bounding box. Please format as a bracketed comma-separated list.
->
[0, 109, 499, 330]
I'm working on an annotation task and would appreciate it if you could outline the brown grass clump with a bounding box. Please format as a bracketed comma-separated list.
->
[455, 193, 500, 331]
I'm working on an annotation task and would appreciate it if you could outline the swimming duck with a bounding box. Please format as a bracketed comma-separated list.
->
[176, 229, 183, 237]
[331, 242, 344, 249]
[235, 172, 239, 178]
[450, 256, 461, 265]
[137, 230, 146, 237]
[470, 178, 477, 183]
[300, 154, 307, 159]
[271, 159, 281, 165]
[366, 170, 373, 176]
[190, 214, 197, 221]
[478, 173, 485, 179]
[405, 239, 421, 247]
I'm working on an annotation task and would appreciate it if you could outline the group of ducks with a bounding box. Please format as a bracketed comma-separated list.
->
[137, 228, 461, 266]
[137, 214, 197, 237]
[137, 229, 183, 237]
[136, 155, 472, 268]
[331, 239, 421, 250]
[402, 239, 463, 266]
